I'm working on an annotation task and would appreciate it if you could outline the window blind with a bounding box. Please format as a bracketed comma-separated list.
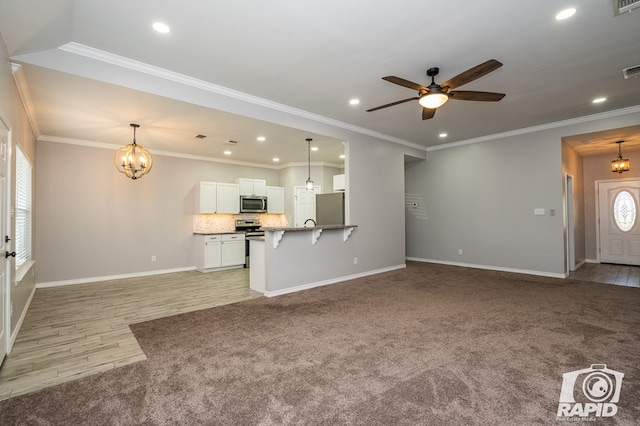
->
[15, 146, 32, 269]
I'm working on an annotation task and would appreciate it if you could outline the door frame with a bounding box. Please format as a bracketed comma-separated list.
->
[565, 173, 576, 273]
[0, 118, 11, 364]
[594, 177, 640, 263]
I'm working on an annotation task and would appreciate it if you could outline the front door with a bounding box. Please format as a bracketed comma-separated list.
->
[0, 118, 9, 365]
[598, 180, 640, 265]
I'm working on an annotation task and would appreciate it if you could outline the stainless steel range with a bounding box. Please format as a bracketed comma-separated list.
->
[235, 219, 264, 267]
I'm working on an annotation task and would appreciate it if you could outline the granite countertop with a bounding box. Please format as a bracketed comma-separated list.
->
[193, 231, 245, 235]
[261, 224, 357, 232]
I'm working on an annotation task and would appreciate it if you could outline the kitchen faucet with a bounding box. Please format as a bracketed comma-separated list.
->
[304, 218, 316, 227]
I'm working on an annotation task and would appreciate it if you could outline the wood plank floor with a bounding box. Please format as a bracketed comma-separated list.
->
[0, 268, 261, 401]
[568, 262, 640, 287]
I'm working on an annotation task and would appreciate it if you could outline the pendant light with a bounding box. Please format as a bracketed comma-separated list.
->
[611, 141, 630, 174]
[305, 138, 314, 190]
[114, 123, 153, 180]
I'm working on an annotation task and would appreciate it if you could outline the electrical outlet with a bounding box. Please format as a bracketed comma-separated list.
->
[458, 249, 463, 255]
[151, 256, 157, 262]
[353, 257, 358, 264]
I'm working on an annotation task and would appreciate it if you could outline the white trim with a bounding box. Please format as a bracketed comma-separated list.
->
[8, 283, 36, 353]
[37, 135, 343, 170]
[58, 43, 423, 152]
[264, 264, 406, 297]
[405, 257, 566, 279]
[15, 259, 34, 283]
[427, 105, 640, 152]
[36, 266, 196, 288]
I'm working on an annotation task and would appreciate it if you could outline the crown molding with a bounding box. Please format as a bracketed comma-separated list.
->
[59, 42, 424, 152]
[428, 105, 640, 152]
[37, 134, 344, 170]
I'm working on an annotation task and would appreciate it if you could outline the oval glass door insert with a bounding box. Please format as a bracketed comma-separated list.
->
[613, 190, 636, 232]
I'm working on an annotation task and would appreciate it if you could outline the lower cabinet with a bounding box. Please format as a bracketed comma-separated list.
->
[195, 233, 245, 272]
[221, 234, 245, 266]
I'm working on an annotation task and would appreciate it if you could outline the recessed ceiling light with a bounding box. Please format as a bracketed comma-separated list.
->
[223, 150, 232, 155]
[555, 8, 576, 20]
[592, 97, 607, 104]
[273, 157, 280, 162]
[152, 22, 170, 33]
[311, 146, 319, 151]
[349, 99, 360, 105]
[257, 136, 266, 142]
[439, 133, 448, 138]
[339, 154, 346, 159]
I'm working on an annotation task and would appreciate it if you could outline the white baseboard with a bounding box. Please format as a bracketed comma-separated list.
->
[9, 284, 36, 353]
[405, 257, 566, 279]
[264, 264, 407, 298]
[36, 266, 197, 288]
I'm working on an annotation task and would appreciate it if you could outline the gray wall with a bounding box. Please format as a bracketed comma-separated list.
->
[35, 141, 281, 283]
[0, 40, 37, 339]
[406, 133, 564, 275]
[35, 138, 397, 285]
[406, 109, 640, 277]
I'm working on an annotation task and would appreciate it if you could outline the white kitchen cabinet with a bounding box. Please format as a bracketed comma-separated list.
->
[203, 236, 222, 268]
[195, 182, 240, 214]
[221, 234, 246, 266]
[195, 182, 217, 214]
[195, 233, 245, 272]
[266, 186, 285, 214]
[236, 178, 267, 196]
[216, 183, 240, 213]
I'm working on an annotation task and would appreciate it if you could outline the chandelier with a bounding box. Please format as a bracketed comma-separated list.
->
[611, 141, 630, 174]
[114, 123, 153, 180]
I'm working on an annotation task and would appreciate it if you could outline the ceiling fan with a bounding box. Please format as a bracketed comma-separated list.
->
[367, 59, 505, 120]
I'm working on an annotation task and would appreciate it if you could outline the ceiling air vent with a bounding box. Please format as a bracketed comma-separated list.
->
[613, 0, 640, 15]
[623, 64, 640, 79]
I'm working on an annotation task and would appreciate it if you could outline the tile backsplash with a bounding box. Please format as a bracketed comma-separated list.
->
[193, 214, 289, 234]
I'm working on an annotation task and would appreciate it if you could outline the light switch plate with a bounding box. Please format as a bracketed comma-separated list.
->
[534, 208, 545, 215]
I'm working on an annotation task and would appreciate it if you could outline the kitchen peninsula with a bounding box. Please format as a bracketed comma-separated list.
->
[249, 224, 358, 296]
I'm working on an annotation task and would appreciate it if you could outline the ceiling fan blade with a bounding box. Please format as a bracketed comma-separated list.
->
[422, 107, 436, 120]
[448, 91, 505, 101]
[382, 76, 427, 92]
[440, 59, 503, 91]
[366, 97, 419, 112]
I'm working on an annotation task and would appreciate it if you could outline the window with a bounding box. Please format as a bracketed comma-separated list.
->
[613, 190, 636, 232]
[15, 145, 32, 269]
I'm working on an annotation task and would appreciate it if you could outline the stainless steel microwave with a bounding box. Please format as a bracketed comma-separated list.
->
[240, 195, 267, 213]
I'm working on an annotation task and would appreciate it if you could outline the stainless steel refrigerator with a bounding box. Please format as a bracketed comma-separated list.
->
[315, 192, 345, 225]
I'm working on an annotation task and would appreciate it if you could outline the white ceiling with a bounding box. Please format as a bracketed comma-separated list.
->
[1, 0, 639, 166]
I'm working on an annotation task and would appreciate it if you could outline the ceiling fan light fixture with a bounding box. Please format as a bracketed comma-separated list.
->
[418, 91, 449, 109]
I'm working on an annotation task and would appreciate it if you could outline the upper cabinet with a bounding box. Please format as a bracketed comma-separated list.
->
[195, 182, 240, 214]
[266, 186, 285, 214]
[236, 178, 267, 196]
